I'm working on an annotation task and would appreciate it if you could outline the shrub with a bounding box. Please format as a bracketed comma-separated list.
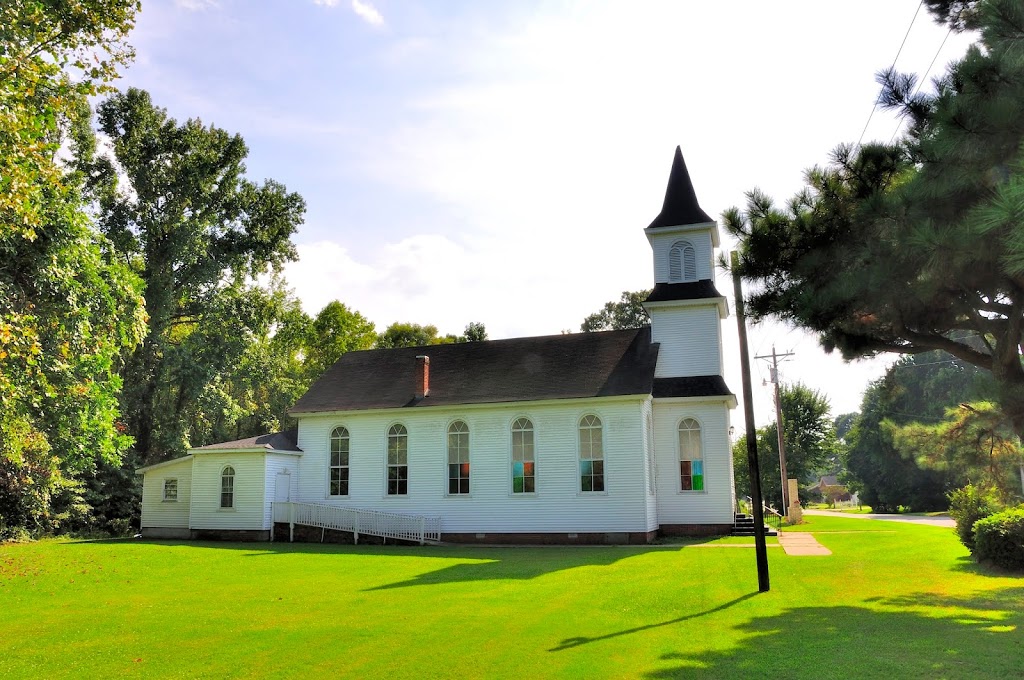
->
[948, 484, 1001, 552]
[973, 506, 1024, 570]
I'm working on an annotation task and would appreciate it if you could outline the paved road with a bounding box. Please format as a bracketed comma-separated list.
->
[803, 508, 956, 527]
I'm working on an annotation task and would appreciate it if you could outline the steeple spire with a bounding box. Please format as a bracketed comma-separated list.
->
[647, 146, 712, 229]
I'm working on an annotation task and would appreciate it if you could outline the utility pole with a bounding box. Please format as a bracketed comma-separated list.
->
[732, 252, 770, 592]
[756, 346, 795, 515]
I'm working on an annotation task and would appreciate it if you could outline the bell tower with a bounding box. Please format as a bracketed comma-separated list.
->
[642, 148, 728, 380]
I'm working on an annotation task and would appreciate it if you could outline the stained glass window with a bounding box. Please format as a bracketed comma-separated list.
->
[678, 418, 703, 491]
[511, 417, 535, 493]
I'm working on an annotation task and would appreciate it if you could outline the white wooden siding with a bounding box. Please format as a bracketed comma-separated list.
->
[649, 305, 723, 377]
[652, 401, 734, 525]
[294, 399, 653, 534]
[648, 230, 713, 283]
[140, 458, 192, 529]
[641, 399, 658, 531]
[189, 453, 267, 531]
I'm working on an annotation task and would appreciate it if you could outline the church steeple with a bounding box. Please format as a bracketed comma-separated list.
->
[647, 146, 712, 229]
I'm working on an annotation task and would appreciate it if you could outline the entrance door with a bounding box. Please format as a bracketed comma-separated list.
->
[274, 472, 291, 502]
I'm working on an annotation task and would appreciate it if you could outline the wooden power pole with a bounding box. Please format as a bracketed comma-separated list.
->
[731, 252, 770, 592]
[756, 346, 794, 515]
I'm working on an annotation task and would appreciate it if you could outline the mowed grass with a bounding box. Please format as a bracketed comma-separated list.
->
[1, 519, 1021, 679]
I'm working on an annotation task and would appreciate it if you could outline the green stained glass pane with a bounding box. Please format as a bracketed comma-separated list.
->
[513, 476, 524, 493]
[581, 475, 593, 492]
[692, 474, 704, 491]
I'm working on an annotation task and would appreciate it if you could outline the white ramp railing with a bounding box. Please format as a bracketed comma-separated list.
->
[273, 502, 441, 545]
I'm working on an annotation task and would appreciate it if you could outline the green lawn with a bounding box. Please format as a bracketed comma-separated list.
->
[1, 521, 1021, 679]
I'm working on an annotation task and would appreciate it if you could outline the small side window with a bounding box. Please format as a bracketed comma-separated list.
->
[163, 478, 178, 502]
[221, 466, 235, 508]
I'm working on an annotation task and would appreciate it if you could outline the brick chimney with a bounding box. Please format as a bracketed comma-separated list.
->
[415, 355, 430, 399]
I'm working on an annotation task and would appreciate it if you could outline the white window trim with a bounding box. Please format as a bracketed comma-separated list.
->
[446, 419, 471, 497]
[677, 416, 707, 494]
[509, 416, 537, 496]
[577, 414, 606, 494]
[385, 422, 409, 497]
[328, 425, 350, 498]
[220, 466, 235, 509]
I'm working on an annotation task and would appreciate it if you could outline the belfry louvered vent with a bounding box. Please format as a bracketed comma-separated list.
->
[669, 240, 697, 282]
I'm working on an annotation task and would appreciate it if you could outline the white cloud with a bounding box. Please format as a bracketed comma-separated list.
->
[350, 0, 384, 27]
[174, 0, 217, 10]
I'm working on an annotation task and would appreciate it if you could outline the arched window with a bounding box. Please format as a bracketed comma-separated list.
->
[329, 426, 350, 496]
[447, 420, 470, 495]
[387, 424, 408, 495]
[678, 418, 704, 491]
[511, 417, 535, 493]
[669, 240, 697, 282]
[220, 466, 235, 508]
[579, 415, 604, 492]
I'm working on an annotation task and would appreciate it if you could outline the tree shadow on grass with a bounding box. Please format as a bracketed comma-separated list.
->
[636, 586, 1024, 678]
[548, 592, 762, 651]
[363, 545, 683, 590]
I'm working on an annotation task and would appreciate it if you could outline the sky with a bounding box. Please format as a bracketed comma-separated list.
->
[116, 0, 976, 426]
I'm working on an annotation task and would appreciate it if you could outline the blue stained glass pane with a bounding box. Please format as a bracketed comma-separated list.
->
[692, 460, 703, 476]
[580, 460, 593, 476]
[513, 461, 524, 477]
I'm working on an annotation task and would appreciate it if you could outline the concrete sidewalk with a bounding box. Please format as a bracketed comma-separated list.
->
[776, 531, 832, 556]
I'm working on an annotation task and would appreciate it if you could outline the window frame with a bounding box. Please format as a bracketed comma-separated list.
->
[220, 466, 235, 509]
[162, 478, 178, 502]
[669, 239, 698, 283]
[510, 416, 536, 495]
[386, 423, 409, 496]
[446, 420, 471, 496]
[678, 417, 705, 492]
[578, 414, 606, 494]
[329, 425, 350, 497]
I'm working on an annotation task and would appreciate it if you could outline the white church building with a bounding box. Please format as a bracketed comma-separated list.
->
[137, 148, 738, 544]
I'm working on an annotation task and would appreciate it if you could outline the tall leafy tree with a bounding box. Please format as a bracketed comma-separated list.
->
[377, 322, 443, 349]
[733, 383, 838, 509]
[843, 352, 984, 511]
[83, 88, 306, 461]
[303, 301, 376, 378]
[724, 0, 1024, 440]
[581, 290, 651, 332]
[0, 1, 145, 536]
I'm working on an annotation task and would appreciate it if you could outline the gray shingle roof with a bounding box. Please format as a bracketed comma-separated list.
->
[191, 430, 301, 452]
[291, 328, 660, 413]
[645, 280, 723, 303]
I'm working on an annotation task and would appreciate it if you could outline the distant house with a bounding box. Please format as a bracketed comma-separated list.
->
[809, 475, 853, 505]
[137, 147, 738, 544]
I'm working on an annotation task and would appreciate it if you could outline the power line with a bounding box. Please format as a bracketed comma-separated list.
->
[857, 0, 924, 148]
[888, 23, 956, 144]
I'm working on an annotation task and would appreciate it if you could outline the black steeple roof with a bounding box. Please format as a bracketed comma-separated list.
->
[647, 146, 713, 229]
